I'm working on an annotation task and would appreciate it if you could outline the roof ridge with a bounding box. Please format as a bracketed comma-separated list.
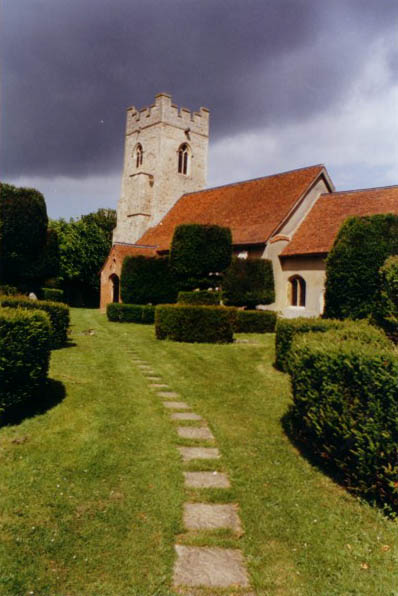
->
[181, 164, 325, 198]
[113, 241, 158, 248]
[320, 184, 398, 198]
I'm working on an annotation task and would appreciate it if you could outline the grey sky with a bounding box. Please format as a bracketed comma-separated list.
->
[1, 0, 397, 218]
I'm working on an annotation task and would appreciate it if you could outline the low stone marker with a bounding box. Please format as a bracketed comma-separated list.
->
[183, 471, 231, 489]
[173, 545, 250, 588]
[183, 503, 242, 532]
[177, 447, 220, 461]
[177, 426, 214, 440]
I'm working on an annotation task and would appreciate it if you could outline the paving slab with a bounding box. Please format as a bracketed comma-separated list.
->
[157, 391, 180, 398]
[178, 447, 220, 461]
[149, 383, 169, 389]
[177, 426, 214, 440]
[147, 377, 162, 382]
[184, 503, 241, 532]
[183, 471, 230, 489]
[171, 412, 203, 422]
[163, 401, 190, 409]
[173, 545, 249, 588]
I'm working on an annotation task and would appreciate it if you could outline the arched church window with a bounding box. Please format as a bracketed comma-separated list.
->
[178, 143, 190, 175]
[289, 275, 306, 307]
[135, 144, 143, 168]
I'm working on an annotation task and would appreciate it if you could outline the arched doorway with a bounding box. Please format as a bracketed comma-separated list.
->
[109, 274, 120, 303]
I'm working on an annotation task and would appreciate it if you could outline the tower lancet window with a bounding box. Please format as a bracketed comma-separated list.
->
[178, 143, 190, 175]
[135, 144, 143, 168]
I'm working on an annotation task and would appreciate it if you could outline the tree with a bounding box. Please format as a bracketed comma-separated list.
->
[0, 182, 58, 290]
[222, 257, 275, 309]
[169, 224, 232, 290]
[50, 209, 115, 306]
[324, 214, 398, 319]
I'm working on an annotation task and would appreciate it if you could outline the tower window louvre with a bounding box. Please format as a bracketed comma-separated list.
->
[178, 143, 190, 175]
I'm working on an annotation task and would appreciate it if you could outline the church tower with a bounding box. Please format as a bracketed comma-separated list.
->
[112, 93, 210, 244]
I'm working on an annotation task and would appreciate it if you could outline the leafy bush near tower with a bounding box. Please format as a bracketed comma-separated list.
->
[324, 214, 398, 320]
[41, 288, 65, 303]
[177, 290, 221, 305]
[234, 309, 277, 333]
[287, 325, 398, 512]
[372, 255, 398, 343]
[275, 317, 344, 371]
[0, 296, 70, 349]
[222, 257, 274, 309]
[50, 209, 116, 307]
[169, 224, 232, 290]
[0, 308, 51, 414]
[0, 182, 59, 290]
[155, 304, 235, 343]
[107, 303, 155, 324]
[121, 256, 178, 305]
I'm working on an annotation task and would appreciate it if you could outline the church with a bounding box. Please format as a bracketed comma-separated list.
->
[100, 93, 398, 315]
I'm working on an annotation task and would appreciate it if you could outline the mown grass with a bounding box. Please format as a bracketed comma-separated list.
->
[0, 309, 397, 595]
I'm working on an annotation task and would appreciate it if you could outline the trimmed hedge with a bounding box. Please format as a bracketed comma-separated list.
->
[275, 317, 344, 371]
[106, 303, 155, 324]
[155, 304, 235, 343]
[170, 224, 232, 289]
[0, 307, 51, 413]
[288, 328, 398, 511]
[324, 214, 398, 320]
[222, 257, 275, 308]
[41, 287, 64, 302]
[121, 256, 178, 305]
[0, 285, 17, 296]
[177, 290, 221, 305]
[0, 296, 70, 348]
[234, 309, 277, 333]
[373, 255, 398, 343]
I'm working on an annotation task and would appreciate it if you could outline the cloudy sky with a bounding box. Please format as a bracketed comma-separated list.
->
[2, 0, 397, 219]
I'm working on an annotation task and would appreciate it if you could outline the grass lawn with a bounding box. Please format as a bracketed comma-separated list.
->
[0, 308, 397, 595]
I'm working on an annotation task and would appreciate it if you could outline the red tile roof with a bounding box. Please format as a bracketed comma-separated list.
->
[137, 165, 328, 250]
[282, 186, 398, 257]
[101, 243, 157, 271]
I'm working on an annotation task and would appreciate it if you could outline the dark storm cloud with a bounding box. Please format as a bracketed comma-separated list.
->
[1, 0, 397, 178]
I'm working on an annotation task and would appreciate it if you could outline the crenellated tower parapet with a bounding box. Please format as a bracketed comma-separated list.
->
[112, 93, 209, 245]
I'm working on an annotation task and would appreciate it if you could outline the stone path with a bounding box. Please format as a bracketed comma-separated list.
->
[131, 351, 252, 595]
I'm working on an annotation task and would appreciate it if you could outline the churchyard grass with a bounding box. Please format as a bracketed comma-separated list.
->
[0, 309, 396, 595]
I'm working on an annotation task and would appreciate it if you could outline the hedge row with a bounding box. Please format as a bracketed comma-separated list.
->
[106, 303, 155, 324]
[0, 296, 70, 348]
[234, 309, 277, 333]
[177, 290, 221, 305]
[288, 326, 398, 511]
[41, 287, 64, 302]
[121, 256, 178, 305]
[274, 317, 345, 371]
[0, 285, 17, 296]
[0, 307, 51, 414]
[222, 257, 275, 308]
[155, 304, 234, 343]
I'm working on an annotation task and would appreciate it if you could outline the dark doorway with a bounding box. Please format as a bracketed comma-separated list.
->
[110, 274, 120, 303]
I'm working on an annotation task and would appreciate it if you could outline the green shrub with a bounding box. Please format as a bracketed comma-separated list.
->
[275, 317, 343, 371]
[0, 296, 70, 348]
[170, 224, 232, 290]
[106, 303, 155, 324]
[0, 285, 17, 296]
[177, 290, 221, 305]
[324, 214, 398, 320]
[373, 256, 398, 343]
[0, 307, 51, 414]
[121, 256, 178, 305]
[155, 304, 235, 343]
[222, 257, 274, 308]
[234, 309, 277, 333]
[41, 287, 64, 302]
[288, 328, 398, 512]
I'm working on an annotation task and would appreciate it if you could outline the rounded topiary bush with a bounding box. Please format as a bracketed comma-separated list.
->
[0, 307, 51, 414]
[155, 304, 236, 343]
[222, 257, 274, 308]
[121, 256, 178, 305]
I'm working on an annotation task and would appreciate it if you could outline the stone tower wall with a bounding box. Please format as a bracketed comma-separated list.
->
[113, 93, 209, 244]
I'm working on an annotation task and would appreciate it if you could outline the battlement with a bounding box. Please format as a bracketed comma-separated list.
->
[126, 93, 209, 136]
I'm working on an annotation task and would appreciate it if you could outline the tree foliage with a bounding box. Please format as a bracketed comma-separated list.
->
[169, 224, 232, 289]
[222, 257, 274, 308]
[324, 215, 398, 319]
[121, 256, 178, 305]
